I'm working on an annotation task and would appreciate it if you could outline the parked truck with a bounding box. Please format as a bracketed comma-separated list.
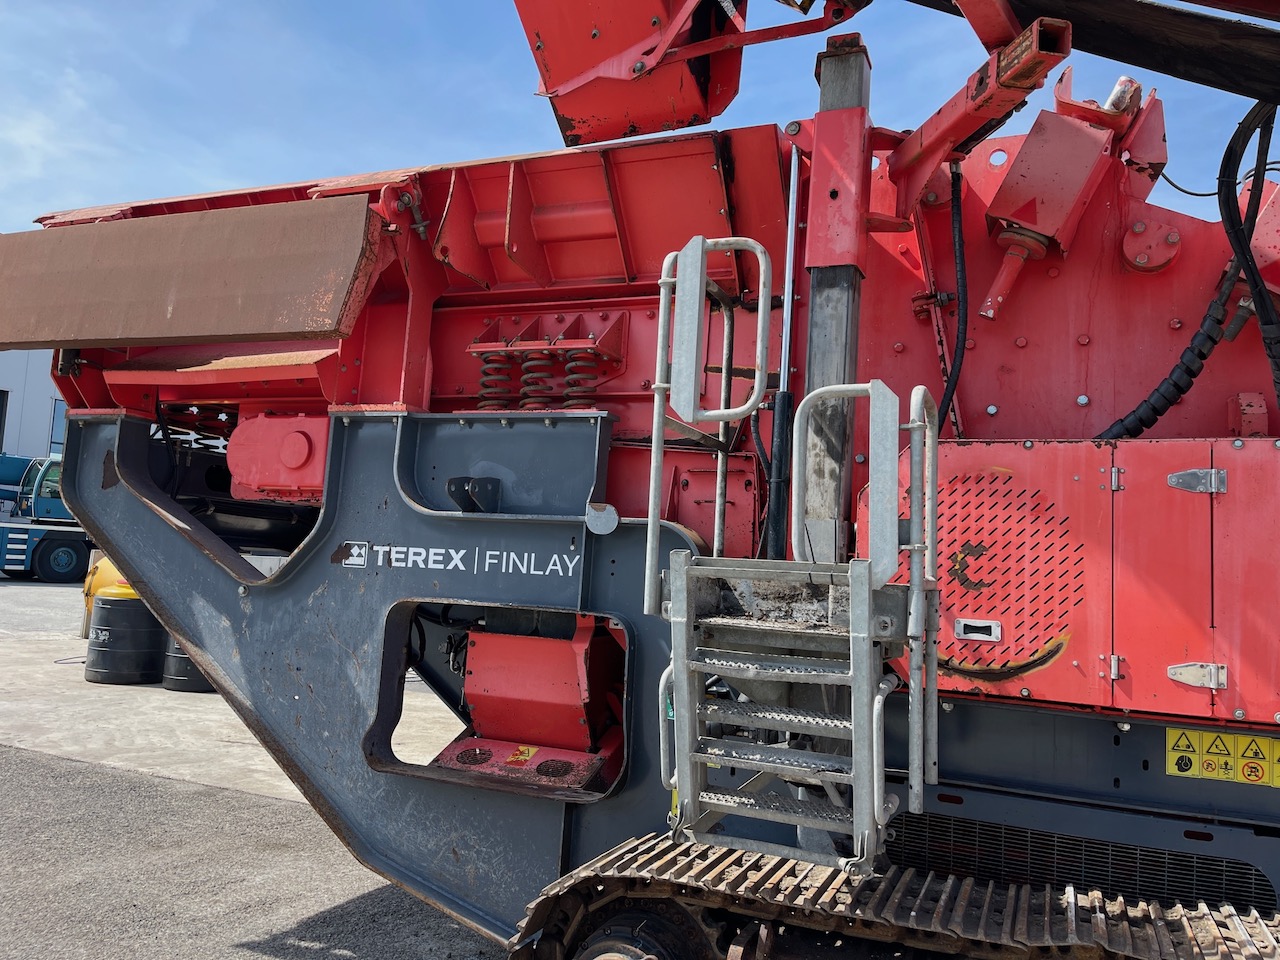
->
[0, 453, 91, 582]
[1, 1, 1279, 958]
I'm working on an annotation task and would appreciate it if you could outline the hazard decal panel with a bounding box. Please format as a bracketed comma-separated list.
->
[1166, 727, 1278, 787]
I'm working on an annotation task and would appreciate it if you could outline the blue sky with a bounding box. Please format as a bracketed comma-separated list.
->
[0, 1, 1263, 235]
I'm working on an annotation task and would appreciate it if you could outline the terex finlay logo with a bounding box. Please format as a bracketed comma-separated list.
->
[330, 540, 582, 577]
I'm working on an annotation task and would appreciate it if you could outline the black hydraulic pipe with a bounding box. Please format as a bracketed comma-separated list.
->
[765, 390, 793, 559]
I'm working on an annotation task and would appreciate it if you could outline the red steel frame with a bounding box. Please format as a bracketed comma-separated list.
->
[7, 4, 1280, 737]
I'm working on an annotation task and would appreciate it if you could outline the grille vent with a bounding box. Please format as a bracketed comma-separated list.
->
[918, 471, 1086, 671]
[886, 811, 1277, 913]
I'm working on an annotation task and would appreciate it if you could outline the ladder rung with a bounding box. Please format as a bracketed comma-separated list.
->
[690, 649, 851, 684]
[693, 738, 853, 783]
[696, 615, 848, 654]
[700, 700, 853, 739]
[683, 557, 853, 585]
[699, 789, 859, 832]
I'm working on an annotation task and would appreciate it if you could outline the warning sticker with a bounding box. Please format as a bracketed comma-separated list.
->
[1166, 727, 1277, 789]
[505, 745, 539, 767]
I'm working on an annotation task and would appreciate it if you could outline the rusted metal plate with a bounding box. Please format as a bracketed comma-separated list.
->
[0, 194, 386, 348]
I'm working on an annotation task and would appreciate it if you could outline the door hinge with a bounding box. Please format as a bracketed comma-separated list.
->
[1110, 654, 1124, 680]
[1111, 467, 1125, 492]
[1167, 468, 1226, 494]
[1166, 661, 1228, 689]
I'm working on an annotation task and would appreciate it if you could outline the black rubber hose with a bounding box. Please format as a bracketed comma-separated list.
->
[750, 409, 771, 476]
[1096, 101, 1276, 440]
[765, 389, 793, 560]
[938, 162, 968, 426]
[1220, 102, 1280, 408]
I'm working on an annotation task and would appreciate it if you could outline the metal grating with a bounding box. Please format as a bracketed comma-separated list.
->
[886, 810, 1278, 913]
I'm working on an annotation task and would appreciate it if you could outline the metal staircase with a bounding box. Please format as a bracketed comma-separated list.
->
[645, 234, 940, 873]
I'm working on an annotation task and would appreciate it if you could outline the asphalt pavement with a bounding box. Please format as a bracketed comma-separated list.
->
[0, 580, 503, 960]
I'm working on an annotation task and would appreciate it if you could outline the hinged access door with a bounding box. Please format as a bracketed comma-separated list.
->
[1112, 441, 1215, 718]
[897, 441, 1113, 707]
[1209, 438, 1280, 723]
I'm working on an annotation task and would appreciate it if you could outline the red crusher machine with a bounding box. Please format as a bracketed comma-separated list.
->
[3, 1, 1280, 958]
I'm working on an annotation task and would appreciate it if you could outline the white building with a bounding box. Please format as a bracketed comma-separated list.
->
[0, 350, 66, 458]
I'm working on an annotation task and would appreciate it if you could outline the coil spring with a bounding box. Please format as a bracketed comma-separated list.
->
[563, 349, 600, 408]
[519, 349, 556, 408]
[478, 352, 515, 409]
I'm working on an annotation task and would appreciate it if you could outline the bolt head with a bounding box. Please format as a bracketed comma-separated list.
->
[1166, 231, 1180, 244]
[1234, 438, 1245, 448]
[785, 121, 801, 136]
[1132, 221, 1146, 233]
[1169, 318, 1183, 329]
[1019, 688, 1031, 698]
[1234, 708, 1247, 720]
[1015, 337, 1027, 348]
[986, 405, 998, 416]
[1274, 712, 1280, 723]
[925, 191, 938, 203]
[237, 585, 249, 597]
[941, 702, 954, 713]
[632, 60, 645, 74]
[1077, 335, 1091, 345]
[1077, 395, 1090, 406]
[892, 342, 905, 353]
[1135, 253, 1149, 265]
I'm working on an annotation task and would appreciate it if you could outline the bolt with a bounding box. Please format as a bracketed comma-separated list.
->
[1234, 438, 1244, 448]
[1116, 721, 1131, 732]
[1132, 221, 1146, 234]
[986, 405, 998, 416]
[651, 16, 660, 26]
[237, 585, 248, 597]
[941, 702, 954, 713]
[1077, 395, 1090, 406]
[876, 617, 893, 632]
[591, 28, 599, 38]
[893, 342, 905, 353]
[1170, 318, 1183, 329]
[854, 454, 867, 464]
[1166, 231, 1180, 244]
[1015, 337, 1027, 348]
[1020, 688, 1031, 698]
[632, 60, 645, 74]
[1048, 267, 1060, 278]
[925, 191, 938, 204]
[1274, 712, 1280, 723]
[785, 120, 801, 136]
[965, 338, 976, 349]
[1077, 335, 1090, 345]
[1135, 253, 1149, 266]
[641, 379, 652, 389]
[1023, 440, 1033, 449]
[1234, 708, 1247, 720]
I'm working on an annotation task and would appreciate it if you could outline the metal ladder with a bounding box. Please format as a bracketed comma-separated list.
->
[644, 235, 939, 872]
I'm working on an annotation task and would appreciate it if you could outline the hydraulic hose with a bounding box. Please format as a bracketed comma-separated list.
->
[1097, 100, 1277, 440]
[937, 162, 968, 426]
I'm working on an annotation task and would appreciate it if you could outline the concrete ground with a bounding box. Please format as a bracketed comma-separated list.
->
[0, 580, 502, 960]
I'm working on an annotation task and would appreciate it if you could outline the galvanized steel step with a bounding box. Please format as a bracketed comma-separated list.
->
[692, 738, 854, 783]
[694, 615, 849, 654]
[699, 789, 859, 831]
[689, 649, 852, 683]
[699, 700, 853, 738]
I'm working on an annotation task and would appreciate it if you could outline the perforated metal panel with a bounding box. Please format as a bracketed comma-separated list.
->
[878, 442, 1113, 707]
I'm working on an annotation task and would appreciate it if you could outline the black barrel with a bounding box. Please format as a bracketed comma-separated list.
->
[84, 589, 168, 685]
[162, 634, 215, 693]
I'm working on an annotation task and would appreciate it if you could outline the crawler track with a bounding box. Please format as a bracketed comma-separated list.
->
[511, 833, 1280, 960]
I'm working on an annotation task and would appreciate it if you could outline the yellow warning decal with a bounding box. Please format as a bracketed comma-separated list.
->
[1165, 727, 1277, 788]
[506, 745, 539, 767]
